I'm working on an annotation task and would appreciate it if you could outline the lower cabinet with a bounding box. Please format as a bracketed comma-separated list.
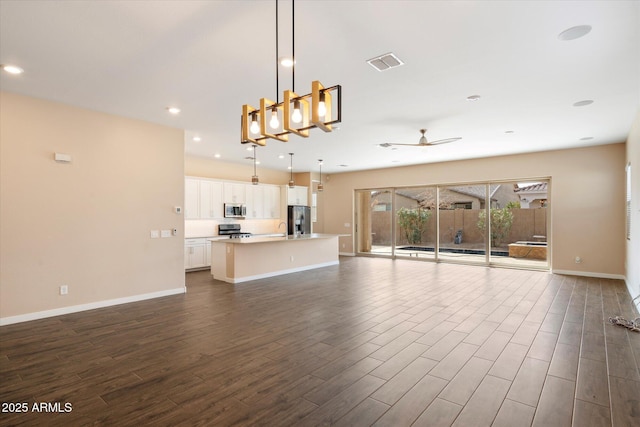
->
[185, 238, 209, 270]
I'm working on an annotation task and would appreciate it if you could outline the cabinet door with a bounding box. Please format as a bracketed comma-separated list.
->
[185, 178, 200, 219]
[287, 185, 308, 206]
[199, 180, 223, 219]
[191, 244, 206, 268]
[205, 242, 211, 267]
[184, 245, 192, 268]
[223, 183, 246, 203]
[264, 185, 281, 218]
[245, 185, 256, 218]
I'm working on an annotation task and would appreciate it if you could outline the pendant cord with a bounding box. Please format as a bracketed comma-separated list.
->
[253, 146, 257, 176]
[291, 0, 295, 93]
[275, 0, 279, 103]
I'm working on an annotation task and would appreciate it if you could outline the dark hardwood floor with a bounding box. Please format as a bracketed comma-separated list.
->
[1, 257, 639, 426]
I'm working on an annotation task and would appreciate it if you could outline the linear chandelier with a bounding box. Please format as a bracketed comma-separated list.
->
[241, 0, 341, 146]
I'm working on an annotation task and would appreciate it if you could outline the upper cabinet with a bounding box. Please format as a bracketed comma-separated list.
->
[246, 184, 281, 219]
[223, 182, 246, 204]
[185, 178, 200, 219]
[185, 177, 223, 219]
[199, 180, 223, 219]
[286, 185, 309, 206]
[186, 177, 281, 220]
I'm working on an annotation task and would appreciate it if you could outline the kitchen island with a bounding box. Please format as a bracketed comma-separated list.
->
[209, 234, 342, 283]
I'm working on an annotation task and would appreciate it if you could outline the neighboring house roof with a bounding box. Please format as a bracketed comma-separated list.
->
[514, 182, 548, 193]
[449, 184, 501, 200]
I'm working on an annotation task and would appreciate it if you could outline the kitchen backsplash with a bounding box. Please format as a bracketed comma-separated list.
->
[185, 219, 283, 238]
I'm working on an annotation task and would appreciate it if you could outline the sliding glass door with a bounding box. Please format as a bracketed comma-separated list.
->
[489, 180, 549, 269]
[437, 184, 488, 264]
[354, 179, 550, 270]
[355, 189, 393, 256]
[394, 187, 437, 260]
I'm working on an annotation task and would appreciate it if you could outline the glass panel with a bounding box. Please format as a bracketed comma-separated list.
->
[356, 189, 393, 256]
[394, 187, 437, 259]
[490, 180, 549, 269]
[438, 184, 488, 264]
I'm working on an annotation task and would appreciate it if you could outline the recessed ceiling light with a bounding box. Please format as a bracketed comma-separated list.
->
[167, 106, 180, 114]
[580, 136, 594, 141]
[287, 166, 292, 170]
[466, 95, 481, 101]
[558, 25, 592, 41]
[246, 146, 253, 151]
[193, 136, 201, 142]
[256, 161, 261, 165]
[214, 153, 221, 158]
[279, 57, 295, 67]
[1, 64, 24, 74]
[573, 100, 593, 107]
[278, 154, 285, 159]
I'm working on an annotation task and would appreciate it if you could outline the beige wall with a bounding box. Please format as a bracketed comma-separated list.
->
[0, 92, 185, 322]
[626, 111, 640, 305]
[185, 154, 290, 184]
[321, 144, 626, 276]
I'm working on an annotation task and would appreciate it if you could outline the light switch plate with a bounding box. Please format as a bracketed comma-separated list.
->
[161, 230, 171, 238]
[150, 230, 160, 238]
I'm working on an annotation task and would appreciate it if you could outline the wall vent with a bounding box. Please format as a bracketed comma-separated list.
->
[367, 52, 404, 72]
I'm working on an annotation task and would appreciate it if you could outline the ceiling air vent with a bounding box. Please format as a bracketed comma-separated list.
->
[367, 52, 404, 72]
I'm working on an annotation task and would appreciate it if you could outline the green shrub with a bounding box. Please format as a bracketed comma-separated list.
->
[397, 207, 431, 244]
[477, 207, 514, 247]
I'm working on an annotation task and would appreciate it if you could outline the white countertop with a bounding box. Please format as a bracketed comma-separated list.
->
[209, 233, 345, 244]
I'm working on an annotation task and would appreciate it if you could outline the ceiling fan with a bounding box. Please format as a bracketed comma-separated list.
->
[380, 129, 461, 148]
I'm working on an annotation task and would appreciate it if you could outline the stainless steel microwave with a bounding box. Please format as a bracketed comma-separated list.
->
[224, 203, 246, 218]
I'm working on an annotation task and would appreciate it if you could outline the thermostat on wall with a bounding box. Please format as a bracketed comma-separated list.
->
[175, 206, 182, 214]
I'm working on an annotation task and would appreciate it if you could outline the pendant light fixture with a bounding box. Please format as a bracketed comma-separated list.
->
[288, 153, 295, 188]
[251, 145, 259, 185]
[240, 0, 342, 146]
[317, 159, 324, 192]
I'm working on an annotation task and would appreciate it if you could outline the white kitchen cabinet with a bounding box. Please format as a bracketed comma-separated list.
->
[286, 185, 308, 206]
[224, 182, 246, 203]
[245, 184, 264, 218]
[185, 178, 200, 219]
[199, 180, 224, 219]
[185, 238, 207, 269]
[246, 184, 281, 219]
[263, 185, 281, 218]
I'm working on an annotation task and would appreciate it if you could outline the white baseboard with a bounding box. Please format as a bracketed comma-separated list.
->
[222, 260, 340, 284]
[0, 287, 187, 326]
[551, 269, 626, 280]
[339, 252, 356, 257]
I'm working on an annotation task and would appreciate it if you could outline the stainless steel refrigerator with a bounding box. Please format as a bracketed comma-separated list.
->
[288, 205, 311, 236]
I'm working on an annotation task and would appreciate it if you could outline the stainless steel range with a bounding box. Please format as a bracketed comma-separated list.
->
[218, 223, 252, 239]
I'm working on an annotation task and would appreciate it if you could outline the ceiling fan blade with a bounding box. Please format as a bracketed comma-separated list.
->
[388, 143, 423, 146]
[427, 137, 462, 145]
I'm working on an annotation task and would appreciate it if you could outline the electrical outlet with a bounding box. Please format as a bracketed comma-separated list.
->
[575, 256, 582, 264]
[60, 285, 68, 295]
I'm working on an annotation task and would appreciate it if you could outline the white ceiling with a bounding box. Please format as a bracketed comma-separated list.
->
[1, 1, 638, 174]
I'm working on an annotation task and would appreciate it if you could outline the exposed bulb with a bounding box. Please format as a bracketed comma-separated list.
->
[292, 100, 302, 123]
[269, 108, 279, 129]
[317, 102, 326, 118]
[317, 92, 326, 117]
[250, 114, 260, 134]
